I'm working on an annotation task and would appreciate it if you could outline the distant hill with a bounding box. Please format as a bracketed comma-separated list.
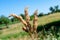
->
[38, 13, 60, 25]
[0, 12, 60, 40]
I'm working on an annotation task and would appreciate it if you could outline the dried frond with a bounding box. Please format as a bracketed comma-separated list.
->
[24, 7, 30, 22]
[9, 14, 27, 26]
[34, 10, 38, 16]
[33, 10, 38, 38]
[24, 7, 32, 33]
[33, 10, 38, 31]
[9, 8, 38, 40]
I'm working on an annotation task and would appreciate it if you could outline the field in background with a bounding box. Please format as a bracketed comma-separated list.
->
[0, 13, 60, 40]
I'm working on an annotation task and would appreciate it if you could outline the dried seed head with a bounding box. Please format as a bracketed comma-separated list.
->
[24, 7, 28, 15]
[9, 14, 17, 17]
[24, 7, 30, 22]
[34, 9, 38, 16]
[9, 14, 27, 26]
[34, 10, 38, 21]
[33, 9, 38, 30]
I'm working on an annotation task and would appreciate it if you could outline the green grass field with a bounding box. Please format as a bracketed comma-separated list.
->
[0, 13, 60, 40]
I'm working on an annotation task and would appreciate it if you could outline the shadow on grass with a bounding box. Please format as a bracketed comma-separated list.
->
[37, 20, 60, 37]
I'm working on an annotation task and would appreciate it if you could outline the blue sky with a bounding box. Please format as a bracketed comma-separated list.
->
[0, 0, 60, 17]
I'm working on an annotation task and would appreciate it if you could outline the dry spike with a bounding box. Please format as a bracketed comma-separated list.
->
[33, 10, 38, 31]
[9, 14, 27, 26]
[9, 8, 38, 40]
[33, 10, 38, 38]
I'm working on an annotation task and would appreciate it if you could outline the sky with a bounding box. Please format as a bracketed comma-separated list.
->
[0, 0, 60, 17]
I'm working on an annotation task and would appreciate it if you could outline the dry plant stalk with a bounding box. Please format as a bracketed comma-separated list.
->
[33, 10, 38, 38]
[9, 14, 27, 26]
[9, 7, 38, 40]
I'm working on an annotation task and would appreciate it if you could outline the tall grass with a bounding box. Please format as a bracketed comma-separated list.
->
[0, 13, 60, 40]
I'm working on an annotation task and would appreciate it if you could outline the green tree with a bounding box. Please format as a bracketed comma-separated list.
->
[20, 14, 25, 19]
[49, 7, 55, 13]
[38, 13, 44, 17]
[30, 15, 34, 20]
[0, 15, 10, 28]
[54, 5, 60, 12]
[55, 5, 59, 11]
[11, 17, 19, 23]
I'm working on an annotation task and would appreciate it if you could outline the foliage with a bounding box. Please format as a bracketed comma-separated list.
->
[0, 13, 60, 40]
[0, 32, 28, 39]
[54, 5, 60, 12]
[0, 15, 11, 28]
[0, 5, 60, 40]
[37, 20, 60, 40]
[49, 5, 60, 13]
[49, 7, 55, 13]
[10, 17, 19, 23]
[38, 12, 44, 17]
[0, 15, 10, 24]
[20, 14, 25, 19]
[30, 15, 34, 20]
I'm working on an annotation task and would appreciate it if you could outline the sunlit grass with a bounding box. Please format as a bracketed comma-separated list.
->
[0, 13, 60, 40]
[38, 13, 60, 25]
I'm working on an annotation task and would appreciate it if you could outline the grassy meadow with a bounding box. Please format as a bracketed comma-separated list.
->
[0, 13, 60, 40]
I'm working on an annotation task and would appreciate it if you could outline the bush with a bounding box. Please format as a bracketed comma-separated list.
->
[30, 15, 34, 20]
[38, 13, 44, 17]
[37, 20, 60, 39]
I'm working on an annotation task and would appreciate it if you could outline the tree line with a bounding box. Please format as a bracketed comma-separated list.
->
[38, 5, 60, 17]
[0, 5, 60, 27]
